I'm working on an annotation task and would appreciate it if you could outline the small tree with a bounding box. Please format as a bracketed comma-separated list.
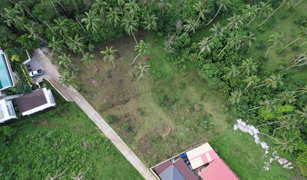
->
[100, 46, 117, 68]
[81, 53, 97, 71]
[135, 62, 150, 80]
[132, 40, 149, 65]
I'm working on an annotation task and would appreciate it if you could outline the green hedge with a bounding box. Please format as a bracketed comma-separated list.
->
[21, 64, 33, 84]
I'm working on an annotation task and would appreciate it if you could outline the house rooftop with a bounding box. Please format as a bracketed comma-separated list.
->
[15, 88, 56, 116]
[150, 142, 239, 180]
[16, 89, 47, 113]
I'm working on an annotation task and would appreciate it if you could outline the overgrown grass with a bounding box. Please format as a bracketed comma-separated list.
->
[0, 103, 143, 180]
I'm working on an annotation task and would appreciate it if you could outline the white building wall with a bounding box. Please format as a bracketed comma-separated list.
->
[0, 99, 17, 123]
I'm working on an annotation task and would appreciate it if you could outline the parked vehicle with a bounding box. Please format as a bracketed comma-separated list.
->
[29, 69, 43, 77]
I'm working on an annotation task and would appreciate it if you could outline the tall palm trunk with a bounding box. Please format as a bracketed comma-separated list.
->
[258, 132, 279, 141]
[43, 21, 58, 36]
[59, 2, 67, 12]
[50, 0, 59, 15]
[236, 41, 246, 51]
[265, 45, 272, 58]
[193, 17, 200, 30]
[131, 53, 140, 65]
[72, 0, 80, 13]
[111, 57, 116, 68]
[79, 48, 85, 56]
[93, 64, 98, 71]
[176, 27, 190, 40]
[293, 0, 302, 8]
[292, 50, 307, 64]
[218, 42, 231, 57]
[273, 126, 286, 136]
[76, 18, 86, 33]
[25, 9, 37, 21]
[206, 4, 222, 26]
[220, 73, 228, 79]
[281, 57, 305, 72]
[245, 16, 256, 28]
[258, 2, 285, 27]
[252, 82, 269, 89]
[248, 106, 262, 111]
[264, 0, 272, 6]
[132, 33, 138, 46]
[281, 37, 301, 51]
[256, 121, 279, 128]
[300, 41, 307, 46]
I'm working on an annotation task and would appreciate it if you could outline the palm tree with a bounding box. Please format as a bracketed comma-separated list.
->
[158, 0, 172, 18]
[176, 19, 196, 40]
[258, 1, 286, 27]
[193, 1, 209, 28]
[206, 0, 231, 26]
[245, 2, 272, 27]
[244, 75, 259, 91]
[118, 0, 125, 14]
[280, 86, 307, 95]
[143, 14, 157, 30]
[100, 46, 117, 68]
[71, 0, 80, 13]
[278, 92, 296, 104]
[230, 90, 242, 104]
[240, 58, 258, 76]
[58, 53, 71, 66]
[11, 1, 37, 21]
[121, 16, 139, 45]
[4, 8, 22, 27]
[197, 37, 214, 59]
[241, 4, 259, 22]
[46, 167, 68, 180]
[64, 64, 79, 77]
[48, 37, 64, 55]
[220, 63, 240, 79]
[59, 73, 75, 87]
[107, 7, 121, 27]
[92, 0, 107, 12]
[282, 27, 307, 51]
[143, 0, 153, 12]
[275, 133, 297, 153]
[295, 106, 307, 123]
[218, 33, 242, 57]
[82, 9, 102, 34]
[53, 19, 69, 36]
[125, 0, 139, 19]
[82, 53, 97, 71]
[209, 22, 223, 39]
[236, 32, 256, 51]
[71, 164, 92, 180]
[132, 40, 150, 65]
[66, 35, 86, 56]
[135, 62, 150, 80]
[225, 14, 243, 30]
[265, 32, 283, 58]
[252, 74, 283, 89]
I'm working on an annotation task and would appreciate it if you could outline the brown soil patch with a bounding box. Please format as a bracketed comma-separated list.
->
[81, 140, 89, 149]
[89, 78, 98, 86]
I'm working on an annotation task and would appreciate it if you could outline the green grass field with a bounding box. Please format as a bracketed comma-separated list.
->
[0, 102, 143, 180]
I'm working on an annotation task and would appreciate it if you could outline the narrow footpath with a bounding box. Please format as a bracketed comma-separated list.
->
[33, 49, 156, 180]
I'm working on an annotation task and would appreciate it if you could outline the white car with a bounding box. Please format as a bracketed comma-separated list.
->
[29, 69, 44, 77]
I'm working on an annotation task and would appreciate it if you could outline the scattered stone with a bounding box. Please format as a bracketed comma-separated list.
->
[82, 140, 89, 148]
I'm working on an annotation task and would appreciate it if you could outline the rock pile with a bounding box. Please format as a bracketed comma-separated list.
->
[234, 119, 293, 170]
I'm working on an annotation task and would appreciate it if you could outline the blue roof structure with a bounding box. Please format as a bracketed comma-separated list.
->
[159, 164, 186, 180]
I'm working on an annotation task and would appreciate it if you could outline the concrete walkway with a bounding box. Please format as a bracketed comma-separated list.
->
[33, 49, 156, 180]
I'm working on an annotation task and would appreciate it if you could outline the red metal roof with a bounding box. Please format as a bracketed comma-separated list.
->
[199, 158, 239, 180]
[154, 160, 172, 175]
